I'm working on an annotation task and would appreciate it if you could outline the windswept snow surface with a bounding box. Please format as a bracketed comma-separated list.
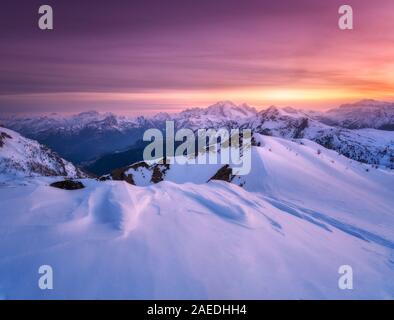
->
[0, 135, 393, 299]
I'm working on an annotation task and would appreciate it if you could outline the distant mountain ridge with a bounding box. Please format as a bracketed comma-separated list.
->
[0, 101, 256, 135]
[313, 99, 394, 130]
[1, 99, 394, 173]
[2, 99, 393, 136]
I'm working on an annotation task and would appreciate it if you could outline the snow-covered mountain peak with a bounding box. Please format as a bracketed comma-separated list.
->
[258, 105, 280, 117]
[177, 101, 256, 121]
[0, 127, 85, 181]
[209, 100, 237, 108]
[151, 112, 172, 122]
[205, 101, 257, 118]
[71, 110, 113, 125]
[282, 106, 303, 114]
[256, 105, 310, 122]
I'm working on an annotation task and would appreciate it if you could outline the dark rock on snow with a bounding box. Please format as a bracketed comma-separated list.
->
[50, 180, 85, 190]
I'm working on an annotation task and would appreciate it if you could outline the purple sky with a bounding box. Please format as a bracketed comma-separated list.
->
[1, 0, 394, 115]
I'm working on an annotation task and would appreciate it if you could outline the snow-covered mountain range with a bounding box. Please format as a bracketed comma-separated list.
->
[314, 99, 394, 130]
[247, 106, 394, 168]
[1, 100, 394, 172]
[0, 127, 85, 182]
[0, 101, 257, 135]
[3, 99, 393, 136]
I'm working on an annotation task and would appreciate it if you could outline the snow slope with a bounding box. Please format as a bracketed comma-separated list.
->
[0, 127, 85, 182]
[0, 135, 393, 299]
[238, 135, 394, 238]
[109, 134, 394, 239]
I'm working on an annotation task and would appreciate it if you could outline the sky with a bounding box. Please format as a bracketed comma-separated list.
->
[1, 0, 394, 115]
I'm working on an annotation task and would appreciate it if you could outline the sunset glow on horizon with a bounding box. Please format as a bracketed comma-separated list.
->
[1, 0, 394, 115]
